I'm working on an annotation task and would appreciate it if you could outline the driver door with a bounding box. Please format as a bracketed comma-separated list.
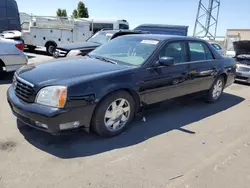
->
[141, 41, 191, 104]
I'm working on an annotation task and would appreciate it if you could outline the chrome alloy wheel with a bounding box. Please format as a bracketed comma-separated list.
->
[104, 98, 131, 131]
[212, 79, 223, 100]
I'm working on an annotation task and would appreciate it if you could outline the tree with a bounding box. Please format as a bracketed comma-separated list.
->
[77, 1, 89, 18]
[56, 8, 62, 17]
[56, 8, 67, 17]
[62, 9, 67, 17]
[72, 9, 78, 18]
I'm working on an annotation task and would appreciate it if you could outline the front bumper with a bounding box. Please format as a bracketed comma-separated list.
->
[7, 86, 96, 135]
[235, 66, 250, 83]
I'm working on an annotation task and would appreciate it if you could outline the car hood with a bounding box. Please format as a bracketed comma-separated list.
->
[233, 41, 250, 56]
[16, 56, 131, 86]
[57, 41, 100, 51]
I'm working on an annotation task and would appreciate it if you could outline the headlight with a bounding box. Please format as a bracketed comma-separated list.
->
[67, 50, 82, 57]
[36, 86, 67, 108]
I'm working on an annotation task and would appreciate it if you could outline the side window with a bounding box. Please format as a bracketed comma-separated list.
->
[212, 43, 222, 50]
[203, 44, 214, 60]
[159, 42, 186, 64]
[189, 42, 206, 61]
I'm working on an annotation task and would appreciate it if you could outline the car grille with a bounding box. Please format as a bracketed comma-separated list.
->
[237, 66, 250, 72]
[14, 74, 35, 103]
[53, 48, 68, 58]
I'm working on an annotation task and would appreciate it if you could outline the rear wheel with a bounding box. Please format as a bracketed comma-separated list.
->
[206, 76, 225, 103]
[27, 45, 36, 51]
[91, 91, 135, 137]
[46, 43, 56, 56]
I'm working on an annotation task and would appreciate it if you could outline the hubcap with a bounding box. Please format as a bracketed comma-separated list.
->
[212, 79, 223, 99]
[104, 98, 130, 131]
[48, 45, 55, 54]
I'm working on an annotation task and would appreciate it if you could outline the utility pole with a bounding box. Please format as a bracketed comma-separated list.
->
[193, 0, 220, 40]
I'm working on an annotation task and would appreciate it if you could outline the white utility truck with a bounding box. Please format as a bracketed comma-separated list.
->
[79, 18, 129, 34]
[20, 13, 92, 55]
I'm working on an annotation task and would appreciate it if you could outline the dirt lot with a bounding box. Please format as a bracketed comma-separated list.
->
[0, 52, 250, 188]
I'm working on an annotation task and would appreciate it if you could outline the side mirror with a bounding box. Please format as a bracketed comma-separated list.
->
[158, 57, 174, 66]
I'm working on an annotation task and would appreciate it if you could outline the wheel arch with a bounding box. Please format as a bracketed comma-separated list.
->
[89, 87, 141, 133]
[218, 72, 228, 85]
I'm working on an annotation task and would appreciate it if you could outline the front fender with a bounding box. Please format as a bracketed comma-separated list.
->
[95, 83, 138, 102]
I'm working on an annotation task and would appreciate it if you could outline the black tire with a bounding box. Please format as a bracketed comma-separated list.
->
[91, 90, 135, 137]
[27, 45, 36, 51]
[46, 43, 56, 56]
[206, 76, 225, 103]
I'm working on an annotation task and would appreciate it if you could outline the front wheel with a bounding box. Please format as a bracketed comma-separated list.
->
[91, 91, 135, 137]
[206, 76, 225, 103]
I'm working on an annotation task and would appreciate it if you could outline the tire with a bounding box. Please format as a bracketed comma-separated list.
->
[206, 76, 225, 103]
[91, 90, 135, 137]
[46, 43, 56, 56]
[27, 45, 36, 51]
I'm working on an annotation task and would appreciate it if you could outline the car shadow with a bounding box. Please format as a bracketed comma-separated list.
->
[234, 80, 250, 86]
[17, 93, 245, 159]
[0, 72, 14, 85]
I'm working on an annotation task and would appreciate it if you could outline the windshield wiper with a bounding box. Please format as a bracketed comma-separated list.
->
[94, 56, 117, 64]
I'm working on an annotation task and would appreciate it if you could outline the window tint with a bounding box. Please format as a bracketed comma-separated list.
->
[189, 42, 206, 61]
[211, 43, 222, 50]
[159, 42, 186, 64]
[203, 44, 214, 60]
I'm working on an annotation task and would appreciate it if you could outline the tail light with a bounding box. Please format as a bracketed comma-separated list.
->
[15, 43, 24, 51]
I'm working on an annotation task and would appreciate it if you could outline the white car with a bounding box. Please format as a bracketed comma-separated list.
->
[0, 37, 27, 75]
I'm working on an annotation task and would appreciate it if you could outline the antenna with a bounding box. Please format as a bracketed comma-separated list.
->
[193, 0, 221, 40]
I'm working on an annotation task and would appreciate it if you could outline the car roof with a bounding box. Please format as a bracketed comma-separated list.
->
[120, 34, 206, 42]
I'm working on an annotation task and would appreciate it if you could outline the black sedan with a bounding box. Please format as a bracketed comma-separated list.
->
[53, 29, 150, 58]
[7, 35, 236, 137]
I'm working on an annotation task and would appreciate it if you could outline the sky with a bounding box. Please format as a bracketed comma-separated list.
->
[16, 0, 250, 36]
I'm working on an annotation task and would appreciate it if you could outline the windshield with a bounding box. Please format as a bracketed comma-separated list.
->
[87, 31, 114, 45]
[89, 36, 159, 66]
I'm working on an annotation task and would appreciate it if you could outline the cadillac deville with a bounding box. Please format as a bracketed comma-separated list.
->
[7, 35, 236, 137]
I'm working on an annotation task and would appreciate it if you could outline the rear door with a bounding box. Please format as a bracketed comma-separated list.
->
[187, 41, 219, 93]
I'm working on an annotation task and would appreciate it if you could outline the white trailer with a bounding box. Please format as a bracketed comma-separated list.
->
[20, 13, 92, 55]
[79, 18, 129, 34]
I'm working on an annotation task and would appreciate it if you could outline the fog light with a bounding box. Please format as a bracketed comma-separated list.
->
[35, 121, 48, 129]
[59, 121, 80, 130]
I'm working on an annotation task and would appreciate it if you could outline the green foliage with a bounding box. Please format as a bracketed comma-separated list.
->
[77, 1, 89, 18]
[56, 8, 62, 17]
[61, 9, 67, 17]
[56, 8, 67, 17]
[72, 9, 78, 18]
